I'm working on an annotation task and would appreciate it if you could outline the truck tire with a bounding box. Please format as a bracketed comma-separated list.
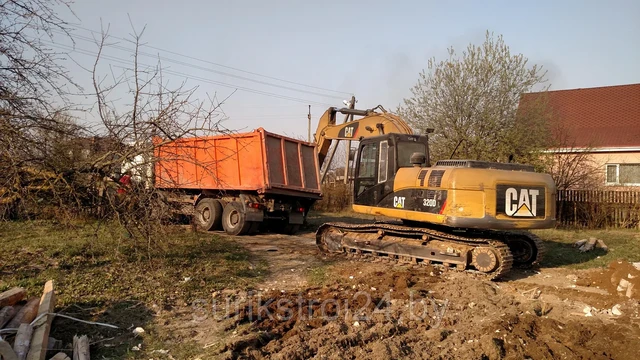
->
[269, 220, 300, 235]
[222, 201, 252, 236]
[283, 224, 301, 235]
[249, 222, 261, 234]
[195, 198, 223, 231]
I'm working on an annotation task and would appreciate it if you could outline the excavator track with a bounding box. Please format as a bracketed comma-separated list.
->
[316, 222, 515, 281]
[500, 230, 546, 269]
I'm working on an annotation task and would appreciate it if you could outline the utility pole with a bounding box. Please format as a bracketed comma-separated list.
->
[307, 105, 311, 142]
[344, 95, 356, 184]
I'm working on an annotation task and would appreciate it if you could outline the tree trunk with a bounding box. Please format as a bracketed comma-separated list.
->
[0, 306, 16, 328]
[0, 288, 25, 307]
[7, 298, 40, 329]
[13, 324, 33, 360]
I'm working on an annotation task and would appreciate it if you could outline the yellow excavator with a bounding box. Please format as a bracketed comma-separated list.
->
[312, 105, 556, 280]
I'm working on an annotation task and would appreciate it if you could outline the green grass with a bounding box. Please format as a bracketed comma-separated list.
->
[535, 228, 640, 269]
[306, 263, 333, 286]
[0, 220, 267, 359]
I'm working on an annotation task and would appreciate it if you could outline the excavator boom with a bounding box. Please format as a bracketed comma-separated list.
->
[313, 106, 414, 168]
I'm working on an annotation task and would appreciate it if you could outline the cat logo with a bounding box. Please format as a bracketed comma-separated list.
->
[393, 196, 406, 208]
[505, 188, 539, 217]
[344, 126, 355, 138]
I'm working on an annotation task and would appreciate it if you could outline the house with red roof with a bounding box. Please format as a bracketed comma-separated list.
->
[520, 83, 640, 187]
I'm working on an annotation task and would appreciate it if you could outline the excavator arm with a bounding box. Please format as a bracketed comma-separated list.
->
[313, 106, 414, 167]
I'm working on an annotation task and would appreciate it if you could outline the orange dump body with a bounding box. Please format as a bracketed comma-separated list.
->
[153, 128, 321, 198]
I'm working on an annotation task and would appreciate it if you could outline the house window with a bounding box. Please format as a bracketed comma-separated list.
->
[605, 163, 640, 186]
[606, 165, 618, 183]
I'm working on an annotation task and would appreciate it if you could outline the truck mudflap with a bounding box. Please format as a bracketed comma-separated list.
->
[288, 211, 304, 225]
[244, 207, 264, 222]
[239, 193, 265, 222]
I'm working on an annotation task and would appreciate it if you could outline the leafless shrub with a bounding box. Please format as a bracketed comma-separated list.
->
[313, 183, 352, 212]
[540, 117, 602, 191]
[0, 0, 88, 220]
[560, 201, 639, 229]
[0, 2, 238, 253]
[80, 24, 236, 252]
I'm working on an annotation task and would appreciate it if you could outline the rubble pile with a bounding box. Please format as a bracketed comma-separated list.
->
[0, 281, 90, 360]
[574, 238, 608, 252]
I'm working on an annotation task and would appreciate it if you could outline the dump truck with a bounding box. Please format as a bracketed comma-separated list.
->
[147, 105, 414, 236]
[153, 128, 322, 235]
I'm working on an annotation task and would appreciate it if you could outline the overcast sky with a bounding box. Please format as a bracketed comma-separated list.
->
[54, 0, 640, 139]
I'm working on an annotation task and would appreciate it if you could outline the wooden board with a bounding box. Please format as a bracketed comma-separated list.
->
[25, 281, 55, 360]
[0, 339, 18, 360]
[49, 353, 70, 360]
[72, 335, 89, 360]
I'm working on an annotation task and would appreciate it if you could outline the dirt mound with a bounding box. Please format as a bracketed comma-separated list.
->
[216, 264, 640, 359]
[578, 260, 640, 300]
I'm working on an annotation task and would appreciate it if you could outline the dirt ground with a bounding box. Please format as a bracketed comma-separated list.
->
[155, 224, 640, 360]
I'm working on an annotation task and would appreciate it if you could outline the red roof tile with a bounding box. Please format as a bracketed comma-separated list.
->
[519, 83, 640, 148]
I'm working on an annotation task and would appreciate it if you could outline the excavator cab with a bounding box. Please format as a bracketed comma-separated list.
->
[353, 133, 430, 206]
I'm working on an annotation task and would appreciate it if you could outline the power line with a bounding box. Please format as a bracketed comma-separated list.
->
[69, 24, 353, 97]
[39, 39, 335, 107]
[50, 29, 347, 101]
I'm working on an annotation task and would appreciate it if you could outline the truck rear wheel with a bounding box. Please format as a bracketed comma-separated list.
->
[268, 220, 300, 235]
[194, 198, 223, 231]
[283, 224, 301, 235]
[222, 201, 253, 236]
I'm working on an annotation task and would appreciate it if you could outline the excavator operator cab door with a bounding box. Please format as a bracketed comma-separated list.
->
[353, 134, 429, 206]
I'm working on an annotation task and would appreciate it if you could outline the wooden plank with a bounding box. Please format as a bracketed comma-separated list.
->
[49, 353, 70, 360]
[13, 324, 33, 360]
[0, 288, 26, 307]
[72, 335, 90, 360]
[26, 280, 55, 360]
[6, 297, 39, 329]
[0, 339, 18, 360]
[0, 306, 17, 328]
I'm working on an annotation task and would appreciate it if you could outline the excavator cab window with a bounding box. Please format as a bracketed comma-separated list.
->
[355, 142, 379, 196]
[397, 142, 427, 168]
[378, 141, 389, 183]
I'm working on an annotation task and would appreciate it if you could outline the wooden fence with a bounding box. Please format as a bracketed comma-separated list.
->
[556, 189, 640, 229]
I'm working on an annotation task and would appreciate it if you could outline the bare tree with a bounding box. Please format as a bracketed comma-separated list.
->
[541, 122, 601, 191]
[82, 24, 234, 249]
[0, 0, 87, 218]
[398, 31, 551, 165]
[0, 1, 235, 252]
